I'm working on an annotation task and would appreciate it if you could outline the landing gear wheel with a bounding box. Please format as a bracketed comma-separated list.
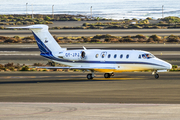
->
[87, 74, 93, 80]
[154, 73, 159, 79]
[104, 73, 111, 78]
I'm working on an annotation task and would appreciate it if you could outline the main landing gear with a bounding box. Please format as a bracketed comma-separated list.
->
[152, 71, 159, 79]
[86, 72, 114, 79]
[87, 71, 95, 80]
[104, 73, 114, 78]
[87, 74, 93, 80]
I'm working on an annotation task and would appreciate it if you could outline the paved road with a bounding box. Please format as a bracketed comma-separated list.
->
[2, 29, 180, 37]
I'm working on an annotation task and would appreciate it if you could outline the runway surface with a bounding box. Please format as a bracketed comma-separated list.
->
[0, 72, 180, 120]
[0, 72, 180, 103]
[2, 29, 180, 37]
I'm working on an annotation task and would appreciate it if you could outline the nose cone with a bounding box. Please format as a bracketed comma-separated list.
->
[165, 62, 172, 70]
[154, 58, 172, 70]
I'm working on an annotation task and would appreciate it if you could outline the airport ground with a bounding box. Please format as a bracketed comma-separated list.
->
[0, 28, 180, 119]
[0, 72, 180, 103]
[0, 72, 180, 120]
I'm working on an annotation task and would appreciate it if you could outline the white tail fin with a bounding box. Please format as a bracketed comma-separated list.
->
[7, 25, 63, 54]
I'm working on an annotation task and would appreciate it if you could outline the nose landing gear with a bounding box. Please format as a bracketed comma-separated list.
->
[152, 71, 159, 79]
[154, 73, 159, 79]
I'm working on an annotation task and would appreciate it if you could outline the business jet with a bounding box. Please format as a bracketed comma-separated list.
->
[8, 25, 172, 79]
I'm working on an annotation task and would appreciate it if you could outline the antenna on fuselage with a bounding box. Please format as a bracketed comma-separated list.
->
[83, 46, 87, 50]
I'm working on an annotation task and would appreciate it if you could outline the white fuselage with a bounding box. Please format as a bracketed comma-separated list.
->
[46, 49, 172, 73]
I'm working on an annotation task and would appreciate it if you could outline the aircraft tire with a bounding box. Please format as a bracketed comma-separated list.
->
[154, 73, 159, 79]
[104, 73, 111, 78]
[87, 74, 93, 80]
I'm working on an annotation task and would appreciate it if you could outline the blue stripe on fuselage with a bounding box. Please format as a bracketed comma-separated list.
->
[40, 53, 166, 67]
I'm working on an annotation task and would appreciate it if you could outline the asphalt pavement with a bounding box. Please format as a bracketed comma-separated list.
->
[0, 72, 180, 103]
[2, 29, 180, 37]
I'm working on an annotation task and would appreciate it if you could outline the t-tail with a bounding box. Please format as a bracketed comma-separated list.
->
[7, 25, 66, 55]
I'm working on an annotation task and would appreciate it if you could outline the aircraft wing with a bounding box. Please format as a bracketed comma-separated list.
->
[33, 66, 116, 70]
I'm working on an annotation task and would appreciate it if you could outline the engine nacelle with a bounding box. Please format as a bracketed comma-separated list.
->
[58, 51, 86, 61]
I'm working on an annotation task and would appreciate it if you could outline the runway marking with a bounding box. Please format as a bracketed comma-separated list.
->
[0, 75, 143, 80]
[0, 76, 51, 79]
[92, 78, 143, 80]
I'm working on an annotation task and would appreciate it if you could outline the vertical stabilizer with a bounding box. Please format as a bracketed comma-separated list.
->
[8, 25, 62, 54]
[30, 25, 61, 53]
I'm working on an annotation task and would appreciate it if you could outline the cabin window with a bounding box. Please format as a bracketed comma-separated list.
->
[146, 54, 154, 59]
[101, 52, 107, 58]
[114, 54, 117, 58]
[108, 54, 111, 58]
[142, 54, 154, 59]
[120, 54, 123, 59]
[138, 55, 141, 59]
[102, 54, 105, 58]
[95, 54, 99, 58]
[126, 54, 129, 59]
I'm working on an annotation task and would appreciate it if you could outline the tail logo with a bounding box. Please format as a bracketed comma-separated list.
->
[45, 40, 48, 43]
[32, 32, 51, 54]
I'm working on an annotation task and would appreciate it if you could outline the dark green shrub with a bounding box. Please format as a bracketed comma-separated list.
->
[0, 64, 4, 69]
[4, 38, 18, 43]
[84, 37, 91, 42]
[33, 63, 43, 66]
[4, 63, 13, 67]
[167, 35, 180, 42]
[146, 17, 153, 20]
[132, 18, 137, 20]
[134, 34, 146, 39]
[163, 16, 180, 23]
[83, 23, 90, 26]
[148, 35, 162, 42]
[21, 66, 29, 71]
[91, 39, 100, 42]
[172, 65, 178, 69]
[44, 16, 51, 21]
[9, 67, 15, 71]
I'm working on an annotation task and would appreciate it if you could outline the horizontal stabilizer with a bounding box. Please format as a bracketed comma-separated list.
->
[7, 26, 43, 29]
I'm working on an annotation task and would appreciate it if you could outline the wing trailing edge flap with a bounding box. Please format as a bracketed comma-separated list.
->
[33, 66, 116, 70]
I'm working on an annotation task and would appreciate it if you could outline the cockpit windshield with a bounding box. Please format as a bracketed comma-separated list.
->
[142, 54, 155, 59]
